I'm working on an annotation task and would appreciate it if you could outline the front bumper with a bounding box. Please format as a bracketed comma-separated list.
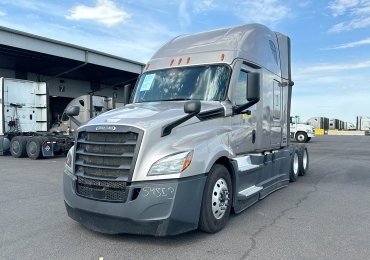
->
[63, 170, 206, 236]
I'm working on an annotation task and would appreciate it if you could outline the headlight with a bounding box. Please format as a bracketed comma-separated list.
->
[65, 146, 74, 174]
[148, 151, 193, 176]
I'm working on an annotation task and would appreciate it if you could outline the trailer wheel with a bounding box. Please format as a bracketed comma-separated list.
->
[297, 145, 309, 176]
[296, 132, 308, 143]
[289, 147, 299, 182]
[198, 164, 232, 233]
[26, 137, 44, 160]
[10, 136, 28, 158]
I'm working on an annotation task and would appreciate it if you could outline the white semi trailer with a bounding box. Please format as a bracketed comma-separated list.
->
[0, 78, 112, 159]
[63, 23, 309, 236]
[356, 116, 370, 131]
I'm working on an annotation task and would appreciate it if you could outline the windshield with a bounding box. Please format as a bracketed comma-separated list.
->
[133, 65, 230, 103]
[291, 116, 302, 124]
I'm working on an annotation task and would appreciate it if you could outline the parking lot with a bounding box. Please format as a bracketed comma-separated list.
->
[1, 135, 369, 260]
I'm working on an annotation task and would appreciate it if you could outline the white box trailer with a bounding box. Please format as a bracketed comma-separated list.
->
[0, 78, 75, 158]
[356, 116, 370, 131]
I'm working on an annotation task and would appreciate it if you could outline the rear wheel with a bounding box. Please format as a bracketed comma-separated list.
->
[198, 164, 232, 233]
[26, 137, 44, 160]
[10, 136, 27, 158]
[290, 147, 299, 182]
[296, 132, 308, 143]
[297, 144, 309, 176]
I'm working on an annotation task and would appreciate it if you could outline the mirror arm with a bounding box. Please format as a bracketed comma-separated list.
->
[233, 99, 259, 115]
[161, 112, 198, 137]
[69, 116, 82, 127]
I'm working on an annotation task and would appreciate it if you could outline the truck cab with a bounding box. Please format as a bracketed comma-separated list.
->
[290, 115, 315, 142]
[63, 23, 308, 236]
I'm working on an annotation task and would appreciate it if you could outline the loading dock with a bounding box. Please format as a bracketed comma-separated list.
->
[0, 25, 145, 127]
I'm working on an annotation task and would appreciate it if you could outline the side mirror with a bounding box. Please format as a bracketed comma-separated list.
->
[233, 72, 260, 115]
[184, 100, 201, 114]
[161, 100, 201, 137]
[124, 84, 132, 105]
[66, 106, 80, 116]
[247, 72, 260, 101]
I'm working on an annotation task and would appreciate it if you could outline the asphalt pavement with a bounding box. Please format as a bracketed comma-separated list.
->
[0, 135, 369, 260]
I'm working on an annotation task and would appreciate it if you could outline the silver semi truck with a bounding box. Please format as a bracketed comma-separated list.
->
[63, 23, 309, 236]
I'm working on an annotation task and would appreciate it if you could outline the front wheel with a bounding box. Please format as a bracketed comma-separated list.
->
[296, 132, 308, 143]
[198, 164, 232, 233]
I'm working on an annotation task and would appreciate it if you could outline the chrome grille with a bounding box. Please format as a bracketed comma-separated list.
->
[75, 131, 139, 179]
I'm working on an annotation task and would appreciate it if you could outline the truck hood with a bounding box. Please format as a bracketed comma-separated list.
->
[87, 101, 224, 131]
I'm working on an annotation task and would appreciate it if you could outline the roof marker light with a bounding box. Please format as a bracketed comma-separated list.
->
[178, 58, 182, 65]
[170, 59, 174, 66]
[187, 57, 190, 64]
[146, 63, 150, 70]
[221, 54, 225, 61]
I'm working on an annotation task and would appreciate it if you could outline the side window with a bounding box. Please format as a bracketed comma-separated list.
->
[269, 40, 278, 65]
[61, 113, 69, 121]
[235, 71, 248, 106]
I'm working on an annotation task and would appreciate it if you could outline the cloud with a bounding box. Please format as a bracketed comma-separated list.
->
[178, 0, 191, 27]
[296, 60, 370, 74]
[66, 0, 130, 26]
[0, 11, 5, 16]
[192, 0, 217, 14]
[328, 0, 360, 16]
[327, 17, 370, 33]
[321, 38, 370, 50]
[327, 0, 370, 32]
[233, 0, 290, 24]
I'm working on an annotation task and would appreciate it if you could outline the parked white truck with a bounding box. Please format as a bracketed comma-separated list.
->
[50, 95, 113, 134]
[0, 77, 112, 159]
[290, 115, 315, 142]
[63, 23, 309, 236]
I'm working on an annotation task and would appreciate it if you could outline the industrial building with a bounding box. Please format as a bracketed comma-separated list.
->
[0, 25, 144, 129]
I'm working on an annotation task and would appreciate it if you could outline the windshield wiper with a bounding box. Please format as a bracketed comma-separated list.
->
[161, 98, 192, 101]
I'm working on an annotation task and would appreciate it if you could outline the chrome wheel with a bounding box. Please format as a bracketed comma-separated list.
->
[212, 178, 230, 219]
[303, 149, 308, 170]
[293, 153, 299, 177]
[28, 141, 37, 155]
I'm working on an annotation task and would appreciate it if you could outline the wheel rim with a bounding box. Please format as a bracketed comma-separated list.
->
[303, 149, 308, 170]
[293, 153, 299, 176]
[297, 134, 304, 142]
[12, 141, 20, 153]
[28, 141, 37, 155]
[212, 178, 230, 219]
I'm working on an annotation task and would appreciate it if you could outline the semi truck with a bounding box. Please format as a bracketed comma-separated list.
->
[0, 77, 112, 159]
[307, 117, 329, 133]
[63, 23, 310, 236]
[290, 115, 315, 142]
[50, 95, 114, 134]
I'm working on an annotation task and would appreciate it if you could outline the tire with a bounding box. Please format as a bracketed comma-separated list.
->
[307, 137, 311, 142]
[10, 136, 28, 158]
[289, 146, 299, 182]
[198, 164, 232, 233]
[296, 132, 308, 143]
[26, 136, 44, 160]
[297, 144, 309, 176]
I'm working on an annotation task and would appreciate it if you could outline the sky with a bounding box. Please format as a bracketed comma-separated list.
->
[0, 0, 369, 123]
